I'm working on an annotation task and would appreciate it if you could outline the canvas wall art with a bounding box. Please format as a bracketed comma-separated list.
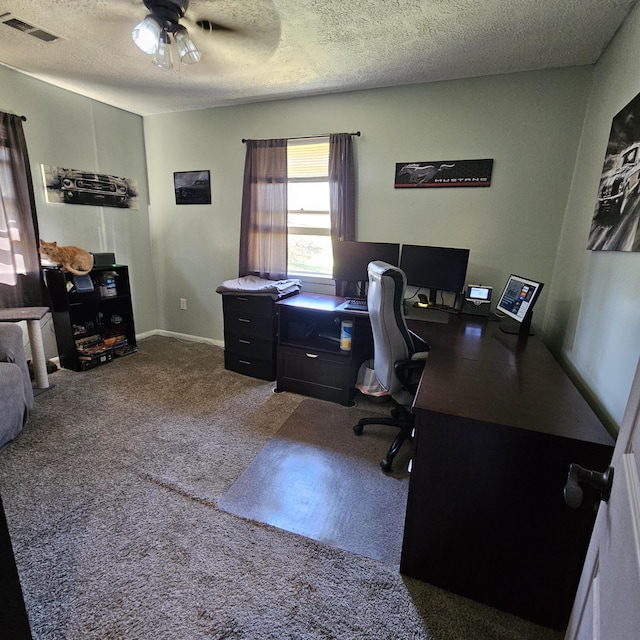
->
[588, 92, 640, 251]
[41, 165, 139, 209]
[394, 159, 493, 188]
[174, 170, 211, 204]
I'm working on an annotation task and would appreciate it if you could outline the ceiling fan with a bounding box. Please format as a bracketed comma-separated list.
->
[132, 1, 202, 68]
[129, 0, 282, 72]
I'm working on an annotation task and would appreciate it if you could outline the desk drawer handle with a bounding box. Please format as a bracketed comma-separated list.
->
[305, 353, 319, 359]
[239, 359, 252, 365]
[238, 318, 251, 323]
[237, 297, 249, 301]
[238, 339, 251, 344]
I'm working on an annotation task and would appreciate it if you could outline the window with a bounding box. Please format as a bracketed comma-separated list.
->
[287, 138, 332, 277]
[0, 145, 26, 284]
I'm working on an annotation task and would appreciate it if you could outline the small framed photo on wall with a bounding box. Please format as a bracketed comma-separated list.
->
[174, 170, 211, 205]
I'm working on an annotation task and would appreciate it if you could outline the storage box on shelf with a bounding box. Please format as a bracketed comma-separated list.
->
[44, 265, 137, 371]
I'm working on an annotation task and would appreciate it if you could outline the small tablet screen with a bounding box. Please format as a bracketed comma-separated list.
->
[466, 285, 492, 302]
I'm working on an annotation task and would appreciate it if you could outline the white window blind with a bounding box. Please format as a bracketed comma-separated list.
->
[287, 138, 332, 277]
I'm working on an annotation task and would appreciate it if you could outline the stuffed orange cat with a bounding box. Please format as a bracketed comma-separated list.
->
[40, 240, 94, 275]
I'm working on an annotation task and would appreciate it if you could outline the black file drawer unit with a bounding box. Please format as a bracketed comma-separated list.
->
[222, 294, 278, 381]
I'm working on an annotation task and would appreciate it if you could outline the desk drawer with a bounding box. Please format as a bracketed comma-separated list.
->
[224, 331, 275, 361]
[224, 312, 275, 339]
[222, 295, 275, 319]
[224, 350, 275, 381]
[277, 345, 354, 405]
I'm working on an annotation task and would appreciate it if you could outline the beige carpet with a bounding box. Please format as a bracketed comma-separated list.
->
[0, 336, 563, 640]
[219, 398, 411, 565]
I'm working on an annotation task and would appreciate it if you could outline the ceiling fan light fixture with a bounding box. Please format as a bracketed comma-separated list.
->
[174, 26, 201, 64]
[152, 31, 173, 70]
[132, 14, 163, 55]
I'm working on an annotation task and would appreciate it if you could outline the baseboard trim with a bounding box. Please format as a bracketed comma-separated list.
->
[136, 329, 224, 349]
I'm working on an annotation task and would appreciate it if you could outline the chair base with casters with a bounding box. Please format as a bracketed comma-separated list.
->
[353, 403, 414, 472]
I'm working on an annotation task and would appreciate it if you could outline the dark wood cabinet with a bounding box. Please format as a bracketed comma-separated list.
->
[44, 265, 137, 371]
[275, 294, 372, 405]
[0, 494, 32, 638]
[221, 294, 279, 381]
[401, 317, 615, 631]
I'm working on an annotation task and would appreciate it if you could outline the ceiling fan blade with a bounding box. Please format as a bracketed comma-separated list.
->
[194, 19, 234, 34]
[179, 2, 282, 65]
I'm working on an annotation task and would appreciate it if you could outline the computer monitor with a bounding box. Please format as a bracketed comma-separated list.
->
[496, 274, 544, 337]
[332, 241, 400, 295]
[399, 244, 470, 305]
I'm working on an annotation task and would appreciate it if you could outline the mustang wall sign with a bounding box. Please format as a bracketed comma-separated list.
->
[394, 159, 493, 188]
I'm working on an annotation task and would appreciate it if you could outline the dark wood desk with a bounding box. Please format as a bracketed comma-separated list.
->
[401, 315, 614, 630]
[276, 294, 371, 405]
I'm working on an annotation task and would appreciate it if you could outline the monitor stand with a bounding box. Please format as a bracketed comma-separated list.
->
[499, 312, 535, 337]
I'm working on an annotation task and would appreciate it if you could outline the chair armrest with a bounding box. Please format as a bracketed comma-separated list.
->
[394, 358, 426, 394]
[408, 329, 430, 353]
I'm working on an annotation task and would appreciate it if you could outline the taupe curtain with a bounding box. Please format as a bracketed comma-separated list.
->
[239, 138, 288, 279]
[329, 133, 356, 296]
[0, 112, 44, 308]
[329, 133, 356, 242]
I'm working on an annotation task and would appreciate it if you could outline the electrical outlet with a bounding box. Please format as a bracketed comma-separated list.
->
[180, 298, 187, 310]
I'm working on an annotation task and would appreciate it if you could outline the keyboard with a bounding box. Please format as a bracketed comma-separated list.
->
[343, 298, 368, 311]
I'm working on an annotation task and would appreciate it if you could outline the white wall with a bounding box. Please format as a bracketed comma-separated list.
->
[0, 66, 158, 357]
[144, 67, 592, 345]
[547, 2, 640, 429]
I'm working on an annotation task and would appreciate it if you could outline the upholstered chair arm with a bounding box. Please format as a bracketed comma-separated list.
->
[394, 358, 427, 394]
[408, 329, 430, 353]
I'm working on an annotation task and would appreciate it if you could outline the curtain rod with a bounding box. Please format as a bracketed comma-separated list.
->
[242, 131, 360, 143]
[19, 115, 27, 121]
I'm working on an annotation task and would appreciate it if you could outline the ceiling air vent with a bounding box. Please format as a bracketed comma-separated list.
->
[0, 13, 62, 43]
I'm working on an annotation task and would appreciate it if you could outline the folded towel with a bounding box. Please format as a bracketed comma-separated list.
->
[216, 276, 302, 299]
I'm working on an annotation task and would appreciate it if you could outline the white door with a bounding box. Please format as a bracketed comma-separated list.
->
[565, 356, 640, 640]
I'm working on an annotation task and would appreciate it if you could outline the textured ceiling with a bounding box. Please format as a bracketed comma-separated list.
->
[0, 0, 637, 116]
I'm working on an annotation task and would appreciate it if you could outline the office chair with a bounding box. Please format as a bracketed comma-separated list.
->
[353, 261, 429, 472]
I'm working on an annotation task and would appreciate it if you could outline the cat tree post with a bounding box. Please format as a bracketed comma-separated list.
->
[0, 307, 50, 389]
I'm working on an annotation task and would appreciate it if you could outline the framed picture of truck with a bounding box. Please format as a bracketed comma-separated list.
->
[174, 170, 211, 205]
[41, 164, 139, 209]
[588, 91, 640, 251]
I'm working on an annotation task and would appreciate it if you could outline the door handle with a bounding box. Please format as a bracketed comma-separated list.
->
[564, 463, 614, 508]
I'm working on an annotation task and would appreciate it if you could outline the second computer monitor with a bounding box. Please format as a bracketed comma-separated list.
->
[332, 241, 401, 284]
[399, 244, 470, 305]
